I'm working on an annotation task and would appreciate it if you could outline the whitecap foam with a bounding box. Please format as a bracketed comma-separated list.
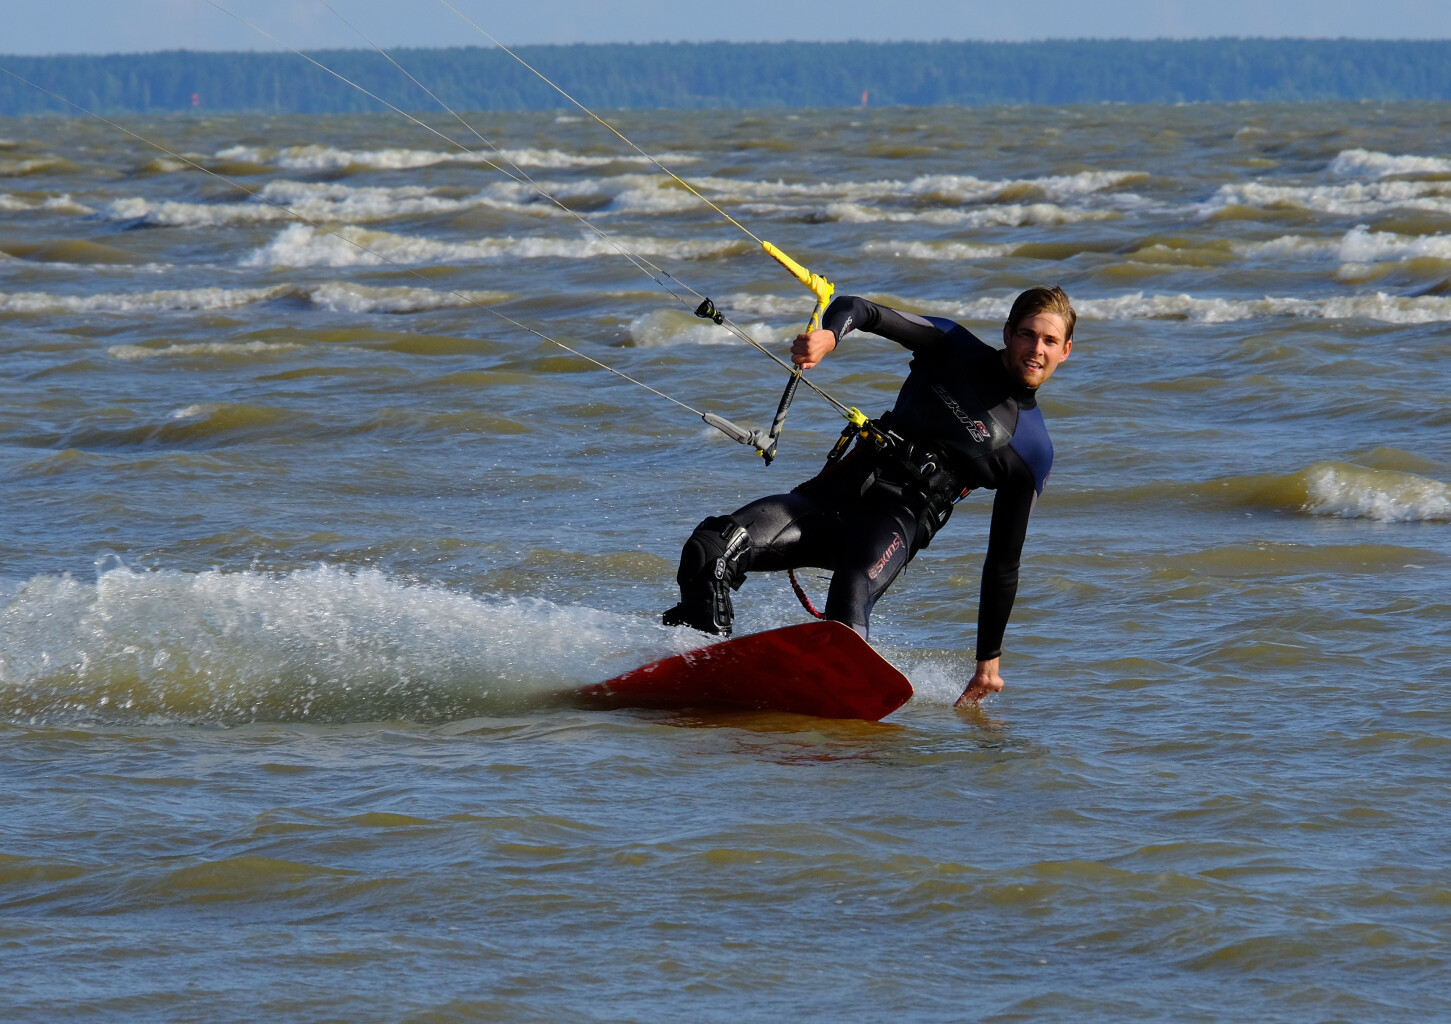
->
[99, 179, 573, 228]
[243, 223, 742, 269]
[0, 192, 93, 214]
[1303, 463, 1451, 522]
[1233, 235, 1342, 260]
[1231, 227, 1451, 265]
[1329, 148, 1451, 179]
[603, 168, 1140, 215]
[108, 339, 303, 360]
[214, 143, 697, 173]
[628, 308, 781, 348]
[100, 195, 290, 227]
[0, 563, 697, 725]
[307, 282, 510, 314]
[0, 285, 291, 315]
[1335, 224, 1451, 263]
[713, 292, 821, 318]
[860, 240, 1016, 260]
[826, 201, 1115, 228]
[40, 194, 94, 215]
[1204, 178, 1451, 218]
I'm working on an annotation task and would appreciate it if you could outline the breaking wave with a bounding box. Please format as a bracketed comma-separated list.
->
[828, 201, 1116, 228]
[212, 143, 699, 173]
[1328, 148, 1451, 179]
[98, 179, 579, 228]
[0, 285, 291, 314]
[0, 282, 509, 316]
[0, 191, 94, 215]
[1301, 463, 1451, 522]
[242, 223, 744, 268]
[627, 308, 780, 347]
[1193, 463, 1451, 523]
[860, 240, 1016, 260]
[1204, 178, 1451, 219]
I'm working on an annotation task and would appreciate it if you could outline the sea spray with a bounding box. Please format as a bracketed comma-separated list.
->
[0, 563, 696, 725]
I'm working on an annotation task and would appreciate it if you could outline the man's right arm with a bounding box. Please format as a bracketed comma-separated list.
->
[820, 295, 949, 352]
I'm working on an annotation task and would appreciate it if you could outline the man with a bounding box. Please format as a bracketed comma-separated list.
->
[663, 286, 1075, 706]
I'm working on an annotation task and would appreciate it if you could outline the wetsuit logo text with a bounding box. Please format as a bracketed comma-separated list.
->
[868, 533, 905, 580]
[932, 385, 991, 443]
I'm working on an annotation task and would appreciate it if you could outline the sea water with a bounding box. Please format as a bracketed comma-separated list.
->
[2, 101, 1450, 1022]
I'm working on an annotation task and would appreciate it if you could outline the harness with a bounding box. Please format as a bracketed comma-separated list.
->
[787, 412, 972, 619]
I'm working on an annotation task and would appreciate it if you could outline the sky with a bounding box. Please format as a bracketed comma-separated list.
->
[4, 0, 1450, 54]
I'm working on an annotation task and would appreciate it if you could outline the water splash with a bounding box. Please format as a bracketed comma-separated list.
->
[0, 563, 692, 726]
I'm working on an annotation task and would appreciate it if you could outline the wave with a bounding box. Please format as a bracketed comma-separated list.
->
[627, 308, 780, 347]
[0, 282, 512, 318]
[0, 157, 75, 177]
[703, 169, 1139, 203]
[108, 340, 303, 361]
[828, 201, 1115, 228]
[96, 166, 1140, 229]
[0, 285, 291, 315]
[1333, 224, 1451, 263]
[307, 282, 511, 314]
[860, 240, 1016, 260]
[1300, 463, 1451, 522]
[1195, 463, 1451, 523]
[1329, 148, 1451, 179]
[98, 179, 572, 228]
[0, 563, 698, 725]
[1204, 178, 1451, 219]
[1226, 227, 1451, 267]
[212, 143, 698, 173]
[0, 192, 94, 215]
[242, 223, 745, 268]
[604, 169, 1141, 216]
[1232, 235, 1341, 260]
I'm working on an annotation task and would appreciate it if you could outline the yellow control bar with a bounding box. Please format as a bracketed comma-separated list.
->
[762, 240, 835, 333]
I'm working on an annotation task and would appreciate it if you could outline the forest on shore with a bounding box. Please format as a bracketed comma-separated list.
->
[3, 38, 1451, 115]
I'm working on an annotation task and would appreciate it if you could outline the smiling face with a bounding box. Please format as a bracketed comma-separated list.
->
[1001, 311, 1072, 389]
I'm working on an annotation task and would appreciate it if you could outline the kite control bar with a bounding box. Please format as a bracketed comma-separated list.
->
[693, 240, 835, 465]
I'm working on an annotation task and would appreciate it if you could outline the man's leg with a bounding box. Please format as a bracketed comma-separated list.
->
[822, 506, 917, 640]
[663, 492, 830, 636]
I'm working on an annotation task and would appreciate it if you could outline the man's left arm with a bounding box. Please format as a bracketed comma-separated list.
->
[955, 481, 1035, 706]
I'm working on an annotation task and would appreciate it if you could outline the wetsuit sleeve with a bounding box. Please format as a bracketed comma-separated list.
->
[820, 295, 948, 352]
[976, 479, 1035, 662]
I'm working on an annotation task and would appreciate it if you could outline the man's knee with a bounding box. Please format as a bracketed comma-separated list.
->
[663, 515, 753, 635]
[677, 515, 751, 589]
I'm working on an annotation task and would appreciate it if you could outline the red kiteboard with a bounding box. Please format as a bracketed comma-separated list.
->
[581, 620, 913, 721]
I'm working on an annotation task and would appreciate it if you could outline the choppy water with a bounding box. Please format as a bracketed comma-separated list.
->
[2, 99, 1450, 1022]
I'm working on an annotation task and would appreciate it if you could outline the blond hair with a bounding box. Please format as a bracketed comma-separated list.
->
[1007, 286, 1076, 340]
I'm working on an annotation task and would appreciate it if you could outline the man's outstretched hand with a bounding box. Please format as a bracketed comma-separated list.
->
[955, 658, 1005, 707]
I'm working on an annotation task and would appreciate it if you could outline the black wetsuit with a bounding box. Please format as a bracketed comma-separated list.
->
[672, 295, 1054, 662]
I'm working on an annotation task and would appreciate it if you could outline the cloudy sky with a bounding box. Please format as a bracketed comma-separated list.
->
[4, 0, 1449, 54]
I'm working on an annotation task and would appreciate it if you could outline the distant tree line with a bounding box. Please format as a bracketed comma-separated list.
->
[3, 39, 1451, 115]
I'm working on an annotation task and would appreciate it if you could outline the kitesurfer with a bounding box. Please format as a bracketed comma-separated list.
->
[662, 286, 1075, 706]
